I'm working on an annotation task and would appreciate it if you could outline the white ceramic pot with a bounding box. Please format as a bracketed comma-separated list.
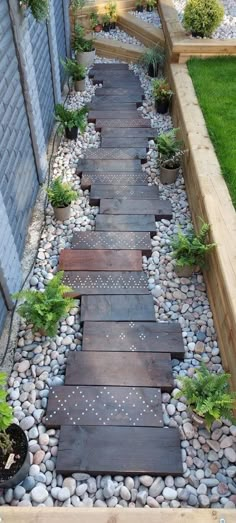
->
[76, 49, 95, 67]
[75, 78, 86, 92]
[53, 205, 71, 222]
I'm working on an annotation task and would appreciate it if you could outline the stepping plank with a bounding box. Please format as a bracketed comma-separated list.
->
[90, 64, 129, 71]
[102, 80, 142, 88]
[63, 271, 149, 296]
[65, 352, 173, 390]
[101, 137, 148, 148]
[96, 119, 150, 129]
[90, 185, 159, 205]
[81, 295, 155, 322]
[71, 232, 152, 255]
[45, 386, 163, 428]
[83, 322, 185, 359]
[89, 111, 141, 121]
[81, 173, 149, 189]
[101, 127, 156, 138]
[95, 88, 143, 96]
[100, 199, 172, 220]
[96, 215, 156, 234]
[89, 102, 137, 111]
[84, 148, 147, 160]
[77, 160, 142, 173]
[59, 250, 142, 271]
[56, 426, 183, 476]
[91, 96, 143, 105]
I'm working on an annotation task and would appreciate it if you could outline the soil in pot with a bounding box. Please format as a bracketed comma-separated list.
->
[103, 23, 111, 32]
[160, 165, 179, 184]
[0, 424, 30, 489]
[148, 63, 159, 78]
[65, 126, 78, 140]
[53, 205, 71, 222]
[155, 98, 170, 114]
[76, 50, 95, 67]
[175, 265, 199, 278]
[75, 78, 86, 92]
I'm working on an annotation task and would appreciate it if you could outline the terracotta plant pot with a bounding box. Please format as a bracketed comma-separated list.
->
[75, 78, 86, 92]
[175, 265, 199, 278]
[160, 165, 180, 184]
[76, 49, 95, 67]
[65, 126, 78, 140]
[94, 24, 103, 32]
[53, 205, 71, 222]
[155, 98, 170, 114]
[0, 424, 30, 489]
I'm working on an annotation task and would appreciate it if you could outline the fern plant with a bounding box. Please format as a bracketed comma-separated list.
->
[155, 128, 184, 169]
[175, 364, 236, 429]
[47, 177, 77, 208]
[61, 59, 86, 81]
[55, 105, 88, 135]
[13, 272, 75, 337]
[171, 221, 216, 268]
[0, 373, 14, 456]
[19, 1, 49, 22]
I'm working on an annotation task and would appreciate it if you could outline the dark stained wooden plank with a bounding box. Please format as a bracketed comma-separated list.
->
[91, 96, 143, 105]
[59, 250, 142, 271]
[71, 232, 152, 255]
[89, 111, 140, 121]
[81, 173, 149, 189]
[89, 102, 137, 111]
[65, 352, 173, 390]
[101, 137, 149, 148]
[96, 119, 150, 129]
[84, 148, 147, 160]
[77, 160, 142, 173]
[63, 271, 149, 296]
[56, 426, 183, 476]
[45, 386, 163, 428]
[95, 214, 156, 234]
[95, 88, 143, 97]
[101, 127, 156, 138]
[100, 199, 172, 220]
[82, 321, 185, 359]
[81, 295, 155, 322]
[90, 64, 129, 71]
[90, 185, 159, 205]
[101, 79, 141, 88]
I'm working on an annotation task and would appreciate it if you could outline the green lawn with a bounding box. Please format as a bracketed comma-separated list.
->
[187, 57, 236, 207]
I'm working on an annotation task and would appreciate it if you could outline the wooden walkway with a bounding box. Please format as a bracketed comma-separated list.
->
[45, 64, 184, 476]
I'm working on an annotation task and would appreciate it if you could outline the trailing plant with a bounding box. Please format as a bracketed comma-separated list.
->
[175, 364, 236, 430]
[183, 0, 224, 37]
[105, 1, 117, 22]
[152, 78, 173, 102]
[155, 128, 185, 169]
[55, 105, 88, 134]
[61, 59, 86, 81]
[19, 0, 49, 22]
[139, 46, 165, 76]
[171, 220, 216, 269]
[14, 272, 75, 337]
[72, 23, 94, 53]
[90, 10, 100, 30]
[0, 373, 13, 456]
[47, 177, 77, 208]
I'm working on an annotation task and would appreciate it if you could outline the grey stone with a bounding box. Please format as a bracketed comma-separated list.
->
[57, 488, 71, 502]
[107, 496, 118, 507]
[183, 422, 195, 440]
[76, 484, 88, 497]
[139, 475, 153, 487]
[87, 477, 97, 494]
[136, 490, 148, 505]
[94, 500, 107, 507]
[225, 448, 236, 463]
[20, 416, 35, 431]
[31, 485, 48, 503]
[188, 494, 198, 506]
[14, 485, 26, 500]
[146, 496, 160, 507]
[149, 478, 165, 497]
[103, 479, 115, 499]
[120, 486, 131, 501]
[125, 476, 134, 491]
[162, 487, 177, 501]
[63, 477, 76, 496]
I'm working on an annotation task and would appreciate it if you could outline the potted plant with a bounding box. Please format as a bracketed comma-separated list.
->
[139, 46, 165, 77]
[62, 58, 86, 92]
[175, 364, 236, 430]
[183, 0, 224, 38]
[136, 0, 144, 12]
[73, 23, 96, 67]
[152, 78, 173, 114]
[0, 373, 30, 489]
[90, 9, 103, 32]
[19, 0, 49, 22]
[105, 1, 117, 29]
[102, 13, 112, 32]
[171, 221, 216, 277]
[55, 104, 88, 140]
[47, 177, 77, 221]
[146, 0, 156, 12]
[14, 272, 75, 337]
[155, 128, 185, 184]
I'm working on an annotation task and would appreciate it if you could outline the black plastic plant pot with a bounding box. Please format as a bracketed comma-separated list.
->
[148, 63, 158, 78]
[191, 31, 204, 38]
[103, 23, 111, 32]
[147, 6, 154, 11]
[155, 98, 170, 114]
[0, 424, 30, 489]
[110, 22, 116, 29]
[65, 126, 78, 140]
[136, 6, 144, 12]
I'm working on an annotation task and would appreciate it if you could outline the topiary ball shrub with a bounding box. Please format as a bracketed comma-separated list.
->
[183, 0, 224, 38]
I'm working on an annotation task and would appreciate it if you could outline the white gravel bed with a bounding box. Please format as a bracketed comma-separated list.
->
[1, 59, 235, 508]
[95, 27, 143, 47]
[128, 8, 162, 28]
[173, 0, 236, 39]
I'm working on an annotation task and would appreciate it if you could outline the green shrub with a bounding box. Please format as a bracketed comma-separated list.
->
[155, 128, 184, 168]
[0, 373, 13, 455]
[55, 105, 88, 134]
[20, 0, 49, 22]
[14, 272, 75, 337]
[61, 59, 86, 81]
[171, 221, 216, 268]
[139, 46, 165, 76]
[72, 23, 94, 53]
[47, 177, 77, 208]
[152, 78, 173, 102]
[146, 0, 156, 7]
[183, 0, 224, 37]
[105, 1, 117, 22]
[90, 10, 100, 29]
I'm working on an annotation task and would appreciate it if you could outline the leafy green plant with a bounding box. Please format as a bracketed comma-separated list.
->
[61, 59, 86, 81]
[90, 9, 100, 30]
[19, 0, 49, 22]
[72, 23, 94, 53]
[55, 105, 88, 135]
[105, 1, 117, 22]
[70, 0, 85, 11]
[152, 78, 173, 102]
[139, 46, 165, 77]
[146, 0, 156, 8]
[171, 221, 216, 269]
[102, 13, 111, 25]
[155, 128, 185, 169]
[0, 373, 13, 456]
[175, 364, 236, 429]
[14, 272, 75, 337]
[47, 177, 77, 208]
[183, 0, 224, 37]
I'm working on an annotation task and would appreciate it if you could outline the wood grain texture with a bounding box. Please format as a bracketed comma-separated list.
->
[84, 148, 147, 160]
[89, 111, 141, 120]
[89, 102, 138, 111]
[91, 95, 143, 105]
[81, 295, 156, 322]
[81, 173, 149, 188]
[90, 185, 159, 205]
[59, 250, 142, 271]
[95, 214, 156, 233]
[100, 198, 172, 220]
[101, 127, 157, 137]
[77, 160, 142, 172]
[95, 88, 143, 97]
[63, 271, 149, 295]
[71, 231, 152, 255]
[96, 119, 150, 129]
[101, 137, 149, 148]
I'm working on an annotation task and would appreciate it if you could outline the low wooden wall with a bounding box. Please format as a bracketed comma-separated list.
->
[94, 36, 145, 62]
[158, 0, 236, 62]
[169, 63, 236, 391]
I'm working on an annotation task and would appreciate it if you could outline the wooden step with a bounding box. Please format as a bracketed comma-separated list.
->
[78, 160, 142, 173]
[90, 185, 159, 205]
[89, 111, 141, 121]
[96, 214, 156, 233]
[81, 173, 149, 189]
[100, 199, 172, 220]
[56, 425, 183, 476]
[101, 127, 156, 138]
[63, 271, 149, 296]
[45, 385, 163, 428]
[118, 13, 165, 48]
[96, 119, 150, 129]
[65, 352, 173, 390]
[95, 87, 144, 97]
[91, 96, 143, 106]
[71, 232, 152, 255]
[90, 64, 129, 72]
[82, 321, 185, 359]
[94, 36, 145, 64]
[101, 137, 149, 148]
[101, 79, 142, 88]
[84, 148, 147, 160]
[81, 295, 155, 322]
[59, 250, 142, 271]
[89, 102, 138, 111]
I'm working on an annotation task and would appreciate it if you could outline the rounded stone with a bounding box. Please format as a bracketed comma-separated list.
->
[17, 360, 30, 373]
[139, 475, 153, 487]
[14, 485, 25, 500]
[39, 433, 49, 446]
[125, 476, 134, 491]
[57, 487, 71, 502]
[149, 478, 165, 497]
[225, 448, 236, 463]
[120, 486, 131, 501]
[183, 422, 195, 440]
[20, 416, 35, 431]
[31, 485, 48, 504]
[63, 477, 76, 496]
[76, 484, 88, 497]
[162, 487, 177, 501]
[147, 496, 160, 507]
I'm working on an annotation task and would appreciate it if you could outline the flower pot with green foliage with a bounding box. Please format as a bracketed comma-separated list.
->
[183, 0, 224, 38]
[155, 128, 185, 184]
[0, 373, 30, 489]
[14, 272, 75, 337]
[146, 0, 156, 12]
[73, 23, 95, 67]
[55, 104, 88, 141]
[102, 14, 112, 32]
[47, 177, 77, 221]
[105, 1, 117, 29]
[139, 46, 165, 78]
[152, 78, 173, 114]
[171, 220, 216, 277]
[136, 1, 144, 12]
[19, 0, 49, 22]
[62, 58, 86, 92]
[90, 9, 103, 32]
[175, 363, 236, 430]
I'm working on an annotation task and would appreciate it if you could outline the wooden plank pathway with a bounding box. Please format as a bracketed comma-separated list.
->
[45, 64, 183, 476]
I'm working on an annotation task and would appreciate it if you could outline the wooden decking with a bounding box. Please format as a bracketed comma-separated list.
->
[44, 64, 184, 476]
